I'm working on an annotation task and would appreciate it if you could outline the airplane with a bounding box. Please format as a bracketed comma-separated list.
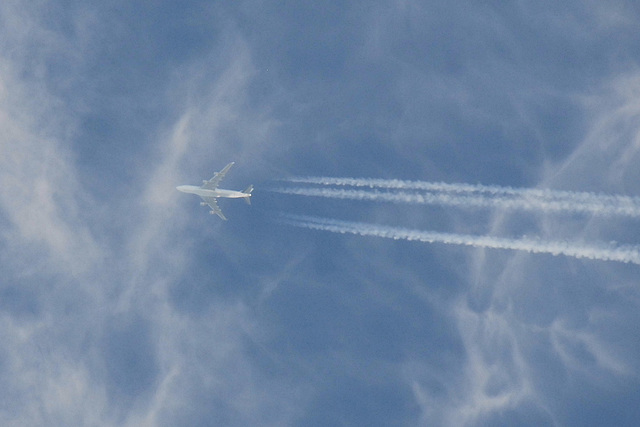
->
[176, 162, 253, 220]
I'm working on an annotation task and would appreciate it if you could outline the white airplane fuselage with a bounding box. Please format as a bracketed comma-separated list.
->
[176, 185, 249, 199]
[176, 162, 252, 220]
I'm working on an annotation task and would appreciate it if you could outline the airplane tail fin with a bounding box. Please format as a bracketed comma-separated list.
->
[243, 185, 253, 205]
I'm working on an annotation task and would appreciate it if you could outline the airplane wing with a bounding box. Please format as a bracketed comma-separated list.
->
[202, 197, 227, 220]
[201, 162, 234, 190]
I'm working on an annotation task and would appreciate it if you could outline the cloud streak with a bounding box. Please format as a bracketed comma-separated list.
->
[279, 214, 640, 265]
[275, 177, 640, 217]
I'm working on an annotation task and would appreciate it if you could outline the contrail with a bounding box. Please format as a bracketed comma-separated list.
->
[285, 176, 639, 204]
[281, 177, 640, 216]
[279, 214, 640, 265]
[269, 186, 640, 217]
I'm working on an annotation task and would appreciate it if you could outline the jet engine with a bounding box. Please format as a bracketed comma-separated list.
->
[200, 202, 207, 206]
[209, 210, 216, 215]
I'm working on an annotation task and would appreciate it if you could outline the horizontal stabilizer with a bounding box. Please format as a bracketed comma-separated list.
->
[244, 185, 253, 205]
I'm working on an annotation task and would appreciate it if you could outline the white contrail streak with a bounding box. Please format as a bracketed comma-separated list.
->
[281, 177, 640, 216]
[279, 214, 640, 265]
[269, 186, 640, 217]
[285, 176, 639, 204]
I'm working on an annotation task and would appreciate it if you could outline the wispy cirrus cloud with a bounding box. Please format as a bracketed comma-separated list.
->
[2, 1, 640, 426]
[0, 3, 303, 425]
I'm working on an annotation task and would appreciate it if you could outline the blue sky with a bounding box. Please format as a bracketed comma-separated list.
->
[2, 1, 640, 425]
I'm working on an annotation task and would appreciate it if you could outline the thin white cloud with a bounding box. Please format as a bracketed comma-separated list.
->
[0, 38, 100, 279]
[0, 5, 302, 426]
[443, 304, 539, 427]
[448, 71, 640, 427]
[549, 318, 631, 377]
